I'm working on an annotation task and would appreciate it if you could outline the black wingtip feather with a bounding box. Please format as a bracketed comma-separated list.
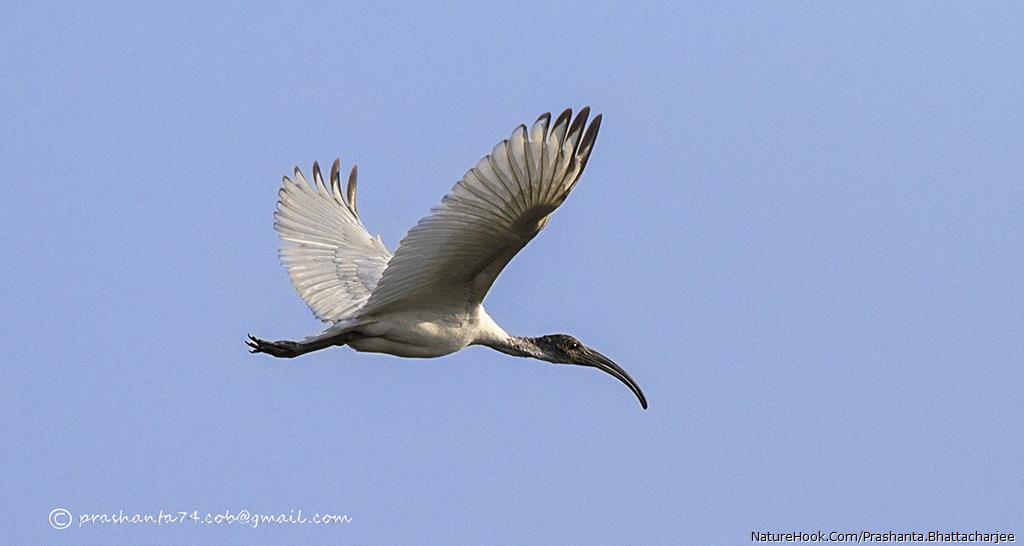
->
[565, 107, 591, 159]
[554, 108, 573, 130]
[330, 158, 341, 184]
[347, 165, 359, 216]
[580, 114, 602, 154]
[568, 107, 590, 136]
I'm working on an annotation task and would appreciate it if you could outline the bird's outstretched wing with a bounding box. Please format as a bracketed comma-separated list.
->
[358, 107, 601, 316]
[275, 160, 391, 322]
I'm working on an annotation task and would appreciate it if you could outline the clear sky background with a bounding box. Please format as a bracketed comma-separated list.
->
[2, 2, 1021, 544]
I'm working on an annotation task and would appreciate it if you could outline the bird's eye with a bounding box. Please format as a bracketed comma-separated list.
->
[572, 343, 579, 349]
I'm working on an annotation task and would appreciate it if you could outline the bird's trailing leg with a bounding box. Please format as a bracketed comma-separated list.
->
[246, 329, 358, 359]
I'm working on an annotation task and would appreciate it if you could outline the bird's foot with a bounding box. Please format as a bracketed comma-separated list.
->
[246, 334, 301, 358]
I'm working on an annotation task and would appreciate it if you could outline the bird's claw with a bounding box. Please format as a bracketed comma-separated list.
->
[246, 334, 299, 358]
[245, 333, 263, 353]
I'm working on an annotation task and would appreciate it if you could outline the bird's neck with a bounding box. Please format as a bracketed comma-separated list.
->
[488, 335, 547, 360]
[472, 309, 547, 360]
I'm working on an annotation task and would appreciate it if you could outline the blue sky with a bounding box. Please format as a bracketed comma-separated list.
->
[2, 2, 1021, 544]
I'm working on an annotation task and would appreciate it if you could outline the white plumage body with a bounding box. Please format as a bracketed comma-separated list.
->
[341, 305, 508, 358]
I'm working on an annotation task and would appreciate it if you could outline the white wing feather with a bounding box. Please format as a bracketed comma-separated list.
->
[275, 160, 391, 323]
[358, 108, 601, 316]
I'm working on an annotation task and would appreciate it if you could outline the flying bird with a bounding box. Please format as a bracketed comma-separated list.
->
[247, 108, 647, 409]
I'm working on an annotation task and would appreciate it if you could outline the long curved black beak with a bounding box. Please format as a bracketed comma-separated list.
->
[578, 348, 648, 409]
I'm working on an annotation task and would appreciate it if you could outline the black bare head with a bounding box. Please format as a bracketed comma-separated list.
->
[532, 334, 648, 409]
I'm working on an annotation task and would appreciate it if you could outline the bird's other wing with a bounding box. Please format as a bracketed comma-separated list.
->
[358, 107, 601, 316]
[275, 160, 392, 323]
